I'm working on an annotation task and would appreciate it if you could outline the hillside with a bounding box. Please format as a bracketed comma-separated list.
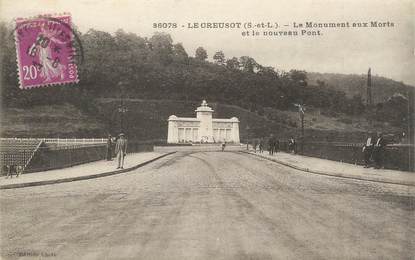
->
[0, 104, 106, 137]
[307, 72, 414, 103]
[0, 25, 411, 142]
[1, 99, 403, 143]
[1, 24, 407, 118]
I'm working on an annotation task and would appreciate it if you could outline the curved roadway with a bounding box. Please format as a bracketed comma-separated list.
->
[1, 152, 414, 259]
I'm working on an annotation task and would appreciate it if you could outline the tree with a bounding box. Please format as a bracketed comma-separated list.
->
[149, 32, 173, 65]
[149, 32, 173, 50]
[239, 56, 258, 73]
[172, 43, 188, 62]
[226, 57, 239, 70]
[374, 94, 410, 126]
[213, 51, 225, 65]
[114, 29, 147, 51]
[0, 22, 19, 106]
[81, 29, 118, 91]
[316, 79, 326, 87]
[195, 47, 208, 61]
[257, 66, 278, 78]
[289, 70, 307, 83]
[349, 94, 365, 115]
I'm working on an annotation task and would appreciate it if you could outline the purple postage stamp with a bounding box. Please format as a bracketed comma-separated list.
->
[14, 13, 79, 89]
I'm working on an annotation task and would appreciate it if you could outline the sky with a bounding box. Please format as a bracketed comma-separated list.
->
[1, 0, 414, 85]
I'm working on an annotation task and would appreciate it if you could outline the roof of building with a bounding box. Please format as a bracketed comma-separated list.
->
[169, 101, 238, 122]
[213, 117, 239, 123]
[168, 116, 200, 122]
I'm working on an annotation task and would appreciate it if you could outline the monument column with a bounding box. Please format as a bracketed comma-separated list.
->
[196, 100, 214, 143]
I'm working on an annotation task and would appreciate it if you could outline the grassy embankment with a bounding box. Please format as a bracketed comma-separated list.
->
[1, 99, 402, 142]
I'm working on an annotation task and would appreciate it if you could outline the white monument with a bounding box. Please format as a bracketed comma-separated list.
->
[167, 100, 240, 144]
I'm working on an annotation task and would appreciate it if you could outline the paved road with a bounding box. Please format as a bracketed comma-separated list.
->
[1, 152, 414, 259]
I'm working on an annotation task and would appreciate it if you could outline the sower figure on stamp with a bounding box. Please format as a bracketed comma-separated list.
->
[115, 133, 128, 169]
[362, 132, 375, 168]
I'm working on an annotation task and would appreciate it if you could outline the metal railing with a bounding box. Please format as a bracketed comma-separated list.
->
[24, 144, 107, 173]
[0, 138, 106, 145]
[1, 150, 33, 167]
[1, 141, 155, 174]
[249, 140, 414, 172]
[293, 141, 414, 171]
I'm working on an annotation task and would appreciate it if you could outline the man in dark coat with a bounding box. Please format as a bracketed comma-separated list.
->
[362, 132, 375, 168]
[273, 139, 280, 154]
[288, 137, 296, 154]
[106, 134, 113, 161]
[268, 135, 275, 155]
[373, 132, 387, 169]
[115, 133, 128, 169]
[221, 141, 226, 152]
[253, 139, 258, 153]
[259, 138, 264, 153]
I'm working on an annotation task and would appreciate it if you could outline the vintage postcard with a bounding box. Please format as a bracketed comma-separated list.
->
[0, 0, 413, 259]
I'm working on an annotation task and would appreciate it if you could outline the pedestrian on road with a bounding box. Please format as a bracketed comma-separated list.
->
[106, 134, 113, 161]
[362, 132, 375, 168]
[373, 132, 387, 169]
[115, 133, 128, 169]
[259, 138, 264, 153]
[5, 165, 22, 178]
[273, 139, 280, 154]
[253, 139, 258, 153]
[288, 137, 296, 154]
[268, 135, 275, 155]
[221, 141, 226, 152]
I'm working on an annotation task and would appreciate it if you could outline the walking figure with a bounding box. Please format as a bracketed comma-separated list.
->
[373, 132, 387, 169]
[106, 134, 113, 161]
[268, 135, 275, 155]
[5, 165, 22, 178]
[221, 141, 226, 152]
[288, 137, 296, 154]
[362, 132, 375, 168]
[253, 139, 258, 153]
[259, 138, 264, 153]
[115, 133, 128, 169]
[273, 139, 280, 154]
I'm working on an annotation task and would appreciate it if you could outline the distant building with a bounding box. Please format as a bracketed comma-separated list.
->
[167, 100, 240, 143]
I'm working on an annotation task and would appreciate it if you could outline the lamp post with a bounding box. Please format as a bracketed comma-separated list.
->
[117, 81, 128, 133]
[294, 103, 305, 154]
[245, 125, 250, 150]
[296, 78, 307, 155]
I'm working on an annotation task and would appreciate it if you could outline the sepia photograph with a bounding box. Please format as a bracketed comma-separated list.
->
[0, 0, 414, 259]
